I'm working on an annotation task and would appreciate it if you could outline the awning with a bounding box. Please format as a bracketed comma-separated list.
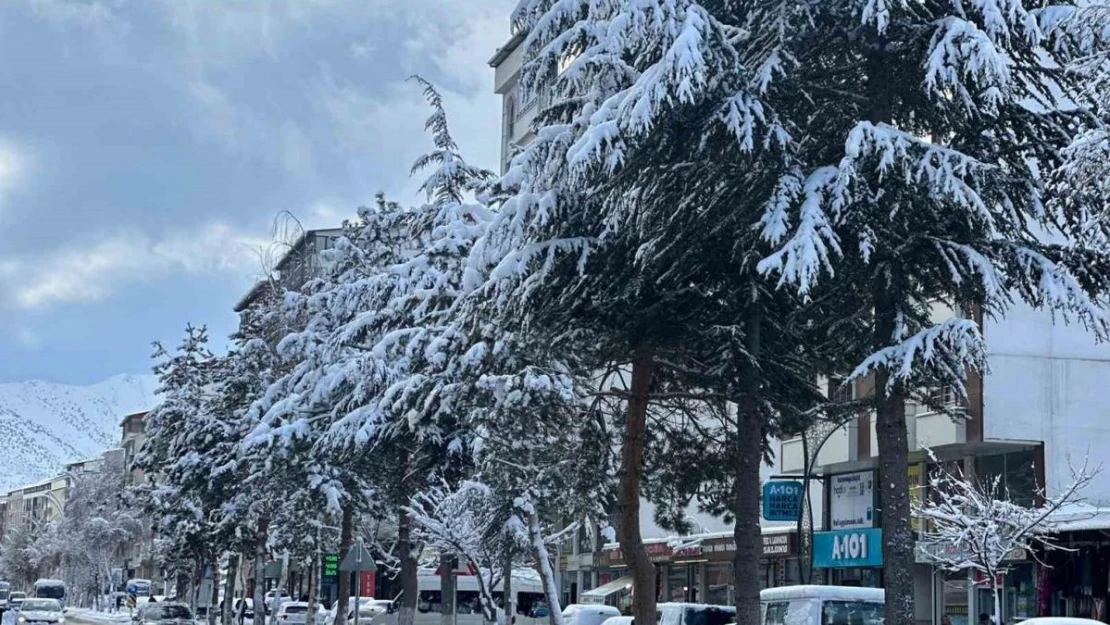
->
[580, 577, 633, 604]
[1049, 503, 1110, 533]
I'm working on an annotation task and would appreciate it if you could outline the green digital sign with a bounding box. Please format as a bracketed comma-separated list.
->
[323, 554, 340, 579]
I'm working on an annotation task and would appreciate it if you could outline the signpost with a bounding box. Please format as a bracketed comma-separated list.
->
[762, 481, 804, 522]
[339, 540, 376, 625]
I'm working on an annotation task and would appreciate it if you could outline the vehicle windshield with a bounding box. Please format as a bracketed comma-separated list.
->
[821, 601, 884, 625]
[684, 606, 737, 625]
[11, 593, 26, 600]
[146, 605, 194, 620]
[283, 606, 308, 614]
[21, 600, 61, 612]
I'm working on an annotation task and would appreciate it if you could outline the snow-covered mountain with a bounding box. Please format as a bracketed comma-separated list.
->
[0, 373, 159, 492]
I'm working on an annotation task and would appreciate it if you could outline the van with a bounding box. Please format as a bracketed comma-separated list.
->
[760, 586, 884, 625]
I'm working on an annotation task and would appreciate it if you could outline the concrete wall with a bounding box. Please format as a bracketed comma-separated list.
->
[984, 303, 1110, 502]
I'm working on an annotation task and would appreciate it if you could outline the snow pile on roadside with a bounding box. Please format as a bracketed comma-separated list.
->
[67, 609, 133, 624]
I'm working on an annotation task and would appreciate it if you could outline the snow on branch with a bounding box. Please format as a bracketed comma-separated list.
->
[848, 317, 988, 395]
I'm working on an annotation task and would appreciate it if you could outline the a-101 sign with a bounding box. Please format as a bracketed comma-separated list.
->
[762, 481, 803, 521]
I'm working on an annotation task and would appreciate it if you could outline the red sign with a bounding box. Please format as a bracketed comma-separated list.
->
[358, 571, 376, 596]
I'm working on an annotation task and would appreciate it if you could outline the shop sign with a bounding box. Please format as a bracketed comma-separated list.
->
[813, 529, 883, 568]
[830, 471, 875, 530]
[763, 481, 804, 522]
[762, 533, 794, 557]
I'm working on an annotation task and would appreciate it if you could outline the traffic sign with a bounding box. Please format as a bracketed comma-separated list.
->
[339, 543, 376, 573]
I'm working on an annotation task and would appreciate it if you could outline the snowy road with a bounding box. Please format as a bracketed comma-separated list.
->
[64, 610, 132, 625]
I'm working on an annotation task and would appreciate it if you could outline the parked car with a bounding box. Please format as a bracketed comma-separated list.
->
[8, 592, 27, 612]
[277, 602, 310, 625]
[657, 603, 737, 625]
[600, 617, 633, 625]
[759, 586, 884, 625]
[562, 605, 621, 625]
[134, 602, 195, 625]
[267, 592, 293, 611]
[15, 598, 65, 625]
[1019, 619, 1104, 625]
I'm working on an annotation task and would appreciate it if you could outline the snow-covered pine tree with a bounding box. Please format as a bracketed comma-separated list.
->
[755, 3, 1110, 624]
[133, 324, 222, 604]
[473, 3, 835, 624]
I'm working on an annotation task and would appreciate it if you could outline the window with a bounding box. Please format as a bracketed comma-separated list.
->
[456, 592, 481, 615]
[821, 602, 883, 625]
[517, 592, 549, 617]
[684, 606, 736, 625]
[417, 591, 441, 614]
[765, 603, 789, 625]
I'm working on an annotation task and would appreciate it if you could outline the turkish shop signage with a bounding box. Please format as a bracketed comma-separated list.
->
[763, 481, 803, 522]
[322, 553, 340, 580]
[813, 528, 883, 569]
[830, 471, 875, 530]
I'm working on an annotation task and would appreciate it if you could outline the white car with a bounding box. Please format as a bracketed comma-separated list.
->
[15, 599, 65, 625]
[276, 602, 309, 625]
[1018, 620, 1104, 625]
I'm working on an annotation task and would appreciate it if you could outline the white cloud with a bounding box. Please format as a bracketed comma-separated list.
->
[0, 223, 268, 310]
[25, 0, 127, 31]
[0, 140, 26, 212]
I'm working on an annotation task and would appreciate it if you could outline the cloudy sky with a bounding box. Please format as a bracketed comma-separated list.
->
[0, 0, 514, 384]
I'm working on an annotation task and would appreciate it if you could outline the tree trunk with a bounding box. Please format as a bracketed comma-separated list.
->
[254, 520, 270, 625]
[618, 352, 656, 625]
[305, 554, 319, 625]
[334, 507, 354, 625]
[441, 556, 456, 625]
[223, 553, 240, 625]
[524, 503, 564, 625]
[874, 281, 914, 625]
[732, 306, 763, 625]
[275, 551, 291, 621]
[210, 562, 222, 625]
[397, 502, 418, 625]
[501, 545, 514, 625]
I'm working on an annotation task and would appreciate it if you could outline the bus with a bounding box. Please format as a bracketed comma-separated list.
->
[33, 580, 66, 607]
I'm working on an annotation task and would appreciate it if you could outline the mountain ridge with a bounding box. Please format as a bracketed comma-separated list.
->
[0, 373, 160, 492]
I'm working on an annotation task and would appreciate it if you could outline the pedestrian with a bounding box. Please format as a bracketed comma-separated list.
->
[979, 613, 990, 625]
[150, 597, 157, 604]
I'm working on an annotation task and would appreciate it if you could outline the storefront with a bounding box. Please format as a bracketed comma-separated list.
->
[590, 529, 802, 608]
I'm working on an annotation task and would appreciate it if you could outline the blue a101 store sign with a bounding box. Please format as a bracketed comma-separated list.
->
[762, 481, 803, 521]
[813, 529, 883, 568]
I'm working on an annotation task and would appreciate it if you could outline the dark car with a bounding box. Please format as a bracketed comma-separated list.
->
[135, 602, 195, 625]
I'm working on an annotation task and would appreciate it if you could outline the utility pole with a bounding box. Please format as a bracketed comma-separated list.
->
[353, 538, 364, 625]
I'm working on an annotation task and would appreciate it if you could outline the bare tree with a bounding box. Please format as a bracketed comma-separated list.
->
[914, 451, 1097, 622]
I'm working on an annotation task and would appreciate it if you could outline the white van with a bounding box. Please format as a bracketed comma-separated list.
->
[366, 569, 550, 625]
[760, 586, 884, 625]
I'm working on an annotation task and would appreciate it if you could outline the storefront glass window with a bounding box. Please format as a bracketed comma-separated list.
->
[1008, 563, 1036, 622]
[669, 565, 691, 602]
[942, 575, 971, 625]
[706, 564, 732, 606]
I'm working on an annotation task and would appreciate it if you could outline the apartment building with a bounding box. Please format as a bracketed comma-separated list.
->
[234, 227, 344, 314]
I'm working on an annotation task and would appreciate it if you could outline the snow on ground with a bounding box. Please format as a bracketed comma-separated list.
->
[65, 609, 133, 624]
[0, 373, 158, 491]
